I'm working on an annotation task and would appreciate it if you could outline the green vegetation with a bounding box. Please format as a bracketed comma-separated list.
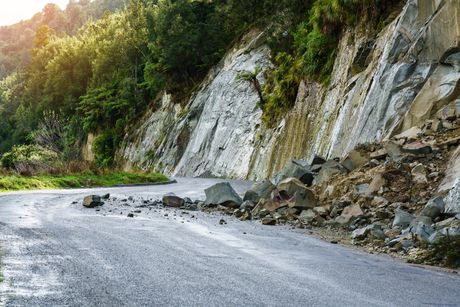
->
[0, 0, 403, 169]
[0, 171, 168, 192]
[260, 0, 401, 125]
[417, 235, 460, 269]
[0, 0, 127, 79]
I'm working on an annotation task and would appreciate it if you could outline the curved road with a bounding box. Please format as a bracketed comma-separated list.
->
[0, 178, 459, 306]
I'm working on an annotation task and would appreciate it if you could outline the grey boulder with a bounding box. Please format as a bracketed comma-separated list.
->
[274, 161, 314, 186]
[277, 177, 317, 210]
[315, 160, 347, 184]
[341, 150, 369, 172]
[204, 182, 242, 208]
[420, 196, 445, 219]
[392, 208, 415, 228]
[243, 180, 276, 203]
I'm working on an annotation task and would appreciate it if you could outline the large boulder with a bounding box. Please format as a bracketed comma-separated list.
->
[342, 204, 364, 217]
[162, 193, 185, 208]
[411, 219, 434, 242]
[277, 178, 317, 210]
[420, 196, 445, 219]
[204, 182, 243, 208]
[274, 161, 314, 186]
[411, 163, 428, 184]
[392, 208, 415, 228]
[384, 141, 406, 162]
[243, 180, 276, 203]
[315, 160, 347, 184]
[83, 195, 103, 208]
[341, 150, 369, 172]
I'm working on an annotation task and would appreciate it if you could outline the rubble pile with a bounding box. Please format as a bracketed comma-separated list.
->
[202, 101, 460, 266]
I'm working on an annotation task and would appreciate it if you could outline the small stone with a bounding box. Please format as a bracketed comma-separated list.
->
[355, 183, 370, 195]
[411, 164, 428, 184]
[127, 213, 134, 218]
[342, 204, 364, 217]
[384, 141, 406, 162]
[310, 155, 326, 166]
[261, 217, 277, 225]
[313, 206, 329, 216]
[83, 195, 103, 208]
[366, 174, 385, 196]
[102, 193, 110, 200]
[393, 127, 422, 140]
[370, 148, 387, 160]
[299, 209, 317, 223]
[402, 142, 432, 155]
[375, 209, 391, 219]
[219, 219, 227, 225]
[162, 193, 185, 208]
[371, 196, 389, 207]
[352, 227, 370, 240]
[240, 200, 256, 211]
[334, 214, 354, 226]
[341, 150, 369, 172]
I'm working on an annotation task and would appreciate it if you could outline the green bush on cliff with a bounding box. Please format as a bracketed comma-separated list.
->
[261, 0, 402, 125]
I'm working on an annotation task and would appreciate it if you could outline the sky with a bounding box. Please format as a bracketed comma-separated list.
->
[0, 0, 69, 26]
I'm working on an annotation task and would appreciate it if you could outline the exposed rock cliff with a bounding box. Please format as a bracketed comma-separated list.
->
[118, 0, 460, 181]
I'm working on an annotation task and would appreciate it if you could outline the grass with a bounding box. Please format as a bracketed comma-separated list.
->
[0, 171, 169, 192]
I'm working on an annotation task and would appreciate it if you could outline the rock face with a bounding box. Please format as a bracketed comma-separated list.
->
[118, 30, 271, 178]
[117, 1, 460, 183]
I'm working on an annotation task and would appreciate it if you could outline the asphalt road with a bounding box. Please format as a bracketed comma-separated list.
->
[0, 178, 459, 307]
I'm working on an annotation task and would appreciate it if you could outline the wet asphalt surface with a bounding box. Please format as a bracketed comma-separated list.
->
[0, 177, 459, 307]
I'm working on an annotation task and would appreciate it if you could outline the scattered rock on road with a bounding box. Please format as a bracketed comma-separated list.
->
[162, 193, 185, 208]
[83, 195, 103, 208]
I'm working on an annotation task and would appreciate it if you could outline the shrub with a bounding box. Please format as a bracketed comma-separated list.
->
[93, 132, 115, 167]
[422, 234, 460, 268]
[261, 0, 402, 125]
[261, 52, 302, 126]
[0, 144, 59, 174]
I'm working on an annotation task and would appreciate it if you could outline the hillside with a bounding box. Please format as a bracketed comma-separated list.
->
[0, 0, 459, 268]
[0, 0, 126, 79]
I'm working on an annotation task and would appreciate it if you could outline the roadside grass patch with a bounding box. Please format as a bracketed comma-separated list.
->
[0, 171, 169, 192]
